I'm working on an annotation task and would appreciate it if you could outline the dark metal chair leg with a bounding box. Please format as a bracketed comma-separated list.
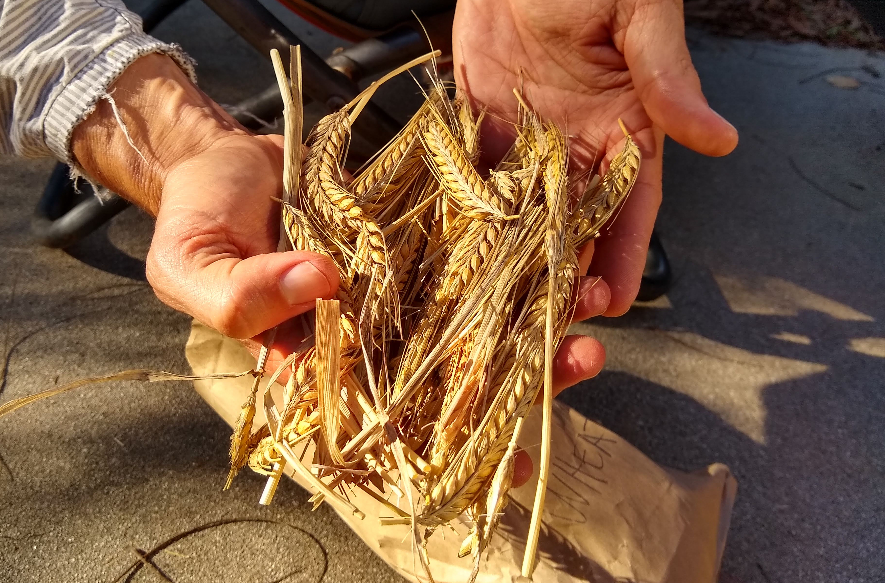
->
[325, 26, 432, 82]
[31, 165, 131, 249]
[200, 0, 402, 145]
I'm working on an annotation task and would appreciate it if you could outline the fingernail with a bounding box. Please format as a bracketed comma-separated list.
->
[280, 262, 332, 305]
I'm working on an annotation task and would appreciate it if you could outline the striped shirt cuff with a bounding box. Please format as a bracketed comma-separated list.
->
[43, 32, 196, 164]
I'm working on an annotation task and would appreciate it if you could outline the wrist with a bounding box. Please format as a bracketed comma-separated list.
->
[71, 53, 246, 216]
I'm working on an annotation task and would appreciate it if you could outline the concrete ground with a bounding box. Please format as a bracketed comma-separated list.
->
[1, 2, 883, 582]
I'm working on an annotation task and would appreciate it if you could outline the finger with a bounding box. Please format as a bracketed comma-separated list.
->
[572, 276, 611, 322]
[591, 128, 663, 316]
[552, 335, 606, 396]
[518, 335, 606, 486]
[518, 336, 605, 484]
[624, 0, 738, 157]
[148, 235, 339, 339]
[242, 316, 313, 382]
[577, 239, 595, 275]
[512, 448, 534, 488]
[244, 339, 296, 385]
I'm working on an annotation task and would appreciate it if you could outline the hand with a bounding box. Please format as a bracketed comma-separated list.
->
[72, 54, 339, 369]
[453, 0, 738, 315]
[148, 134, 341, 354]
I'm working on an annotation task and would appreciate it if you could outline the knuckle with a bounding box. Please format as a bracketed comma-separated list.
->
[211, 285, 249, 338]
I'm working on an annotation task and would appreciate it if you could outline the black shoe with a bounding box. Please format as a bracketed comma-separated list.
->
[635, 231, 672, 302]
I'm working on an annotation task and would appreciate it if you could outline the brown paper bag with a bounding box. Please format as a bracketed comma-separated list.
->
[186, 321, 736, 583]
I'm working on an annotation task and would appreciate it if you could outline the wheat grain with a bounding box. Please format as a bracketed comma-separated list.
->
[573, 120, 642, 246]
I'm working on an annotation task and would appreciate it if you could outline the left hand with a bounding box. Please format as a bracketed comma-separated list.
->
[453, 0, 739, 486]
[453, 0, 738, 316]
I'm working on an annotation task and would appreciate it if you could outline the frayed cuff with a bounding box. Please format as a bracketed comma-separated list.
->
[43, 32, 197, 166]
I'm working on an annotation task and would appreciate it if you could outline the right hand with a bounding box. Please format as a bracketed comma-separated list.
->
[71, 54, 340, 369]
[148, 132, 340, 357]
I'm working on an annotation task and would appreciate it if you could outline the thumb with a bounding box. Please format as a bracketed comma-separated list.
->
[148, 242, 339, 339]
[624, 0, 738, 157]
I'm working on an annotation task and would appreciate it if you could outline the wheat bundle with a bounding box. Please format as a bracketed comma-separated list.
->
[224, 46, 642, 582]
[0, 45, 639, 581]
